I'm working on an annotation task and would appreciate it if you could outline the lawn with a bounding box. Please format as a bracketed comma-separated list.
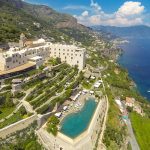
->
[0, 107, 27, 129]
[0, 107, 15, 120]
[130, 112, 150, 150]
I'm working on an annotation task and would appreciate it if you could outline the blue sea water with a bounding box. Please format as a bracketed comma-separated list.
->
[118, 38, 150, 101]
[60, 98, 97, 138]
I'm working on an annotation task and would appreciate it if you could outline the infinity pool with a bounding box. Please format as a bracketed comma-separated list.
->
[60, 98, 97, 138]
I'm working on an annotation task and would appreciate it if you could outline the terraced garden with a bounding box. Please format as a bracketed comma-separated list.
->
[36, 72, 83, 114]
[0, 106, 28, 129]
[22, 63, 69, 91]
[25, 64, 80, 113]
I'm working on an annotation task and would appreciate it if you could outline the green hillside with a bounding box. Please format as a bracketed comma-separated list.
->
[0, 0, 90, 44]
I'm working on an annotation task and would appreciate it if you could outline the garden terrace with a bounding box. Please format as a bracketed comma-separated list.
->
[0, 92, 15, 120]
[0, 107, 15, 120]
[25, 66, 73, 102]
[22, 63, 69, 91]
[27, 67, 78, 110]
[36, 72, 83, 114]
[0, 106, 28, 129]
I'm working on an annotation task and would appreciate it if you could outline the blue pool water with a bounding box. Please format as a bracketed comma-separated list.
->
[60, 98, 97, 138]
[118, 38, 150, 101]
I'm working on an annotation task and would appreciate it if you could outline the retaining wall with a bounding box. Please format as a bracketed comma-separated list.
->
[0, 114, 37, 139]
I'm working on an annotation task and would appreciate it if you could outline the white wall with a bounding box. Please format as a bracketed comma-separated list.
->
[0, 43, 86, 71]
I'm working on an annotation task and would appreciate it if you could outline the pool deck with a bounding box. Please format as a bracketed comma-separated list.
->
[59, 93, 96, 124]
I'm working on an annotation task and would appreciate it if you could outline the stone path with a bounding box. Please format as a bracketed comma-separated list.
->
[126, 119, 140, 150]
[21, 88, 36, 113]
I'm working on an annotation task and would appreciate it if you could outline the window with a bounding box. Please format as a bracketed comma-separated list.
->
[71, 57, 73, 59]
[7, 66, 9, 68]
[77, 61, 79, 64]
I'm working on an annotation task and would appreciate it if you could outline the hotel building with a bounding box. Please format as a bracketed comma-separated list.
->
[0, 34, 86, 77]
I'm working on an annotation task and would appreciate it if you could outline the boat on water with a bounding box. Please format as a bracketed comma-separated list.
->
[147, 90, 150, 93]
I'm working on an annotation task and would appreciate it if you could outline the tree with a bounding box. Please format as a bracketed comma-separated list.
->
[25, 141, 41, 150]
[5, 93, 14, 107]
[56, 57, 61, 64]
[127, 106, 133, 113]
[47, 115, 60, 136]
[107, 141, 119, 150]
[19, 106, 27, 116]
[48, 115, 59, 125]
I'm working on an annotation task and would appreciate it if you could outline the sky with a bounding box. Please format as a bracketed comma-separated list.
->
[24, 0, 150, 27]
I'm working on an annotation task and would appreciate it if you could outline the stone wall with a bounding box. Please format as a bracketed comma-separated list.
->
[0, 114, 37, 139]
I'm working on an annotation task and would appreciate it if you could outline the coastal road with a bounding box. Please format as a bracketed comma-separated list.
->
[126, 119, 140, 150]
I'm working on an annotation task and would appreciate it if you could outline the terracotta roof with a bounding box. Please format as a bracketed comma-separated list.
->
[126, 97, 135, 104]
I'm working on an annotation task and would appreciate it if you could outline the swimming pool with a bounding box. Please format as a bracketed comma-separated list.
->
[60, 98, 97, 138]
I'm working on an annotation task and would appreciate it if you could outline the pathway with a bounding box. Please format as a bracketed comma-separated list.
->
[21, 88, 36, 113]
[97, 77, 109, 150]
[126, 119, 140, 150]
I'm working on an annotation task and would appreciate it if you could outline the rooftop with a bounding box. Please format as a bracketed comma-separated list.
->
[0, 62, 36, 76]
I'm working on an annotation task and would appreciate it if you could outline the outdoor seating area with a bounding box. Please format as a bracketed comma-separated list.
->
[54, 89, 98, 123]
[94, 80, 103, 88]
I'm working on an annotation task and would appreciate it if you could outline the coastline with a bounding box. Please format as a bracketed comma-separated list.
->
[116, 42, 150, 103]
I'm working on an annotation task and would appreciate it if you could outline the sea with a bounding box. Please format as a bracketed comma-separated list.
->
[118, 38, 150, 101]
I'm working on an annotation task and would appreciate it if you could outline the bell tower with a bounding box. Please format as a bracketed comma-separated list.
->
[19, 33, 26, 48]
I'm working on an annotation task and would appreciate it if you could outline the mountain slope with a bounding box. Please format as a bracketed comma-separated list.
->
[0, 0, 89, 43]
[92, 25, 150, 38]
[1, 0, 87, 30]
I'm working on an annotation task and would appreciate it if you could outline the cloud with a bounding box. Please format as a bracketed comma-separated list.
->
[75, 1, 145, 27]
[117, 1, 144, 17]
[63, 5, 90, 11]
[81, 11, 89, 17]
[90, 0, 101, 13]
